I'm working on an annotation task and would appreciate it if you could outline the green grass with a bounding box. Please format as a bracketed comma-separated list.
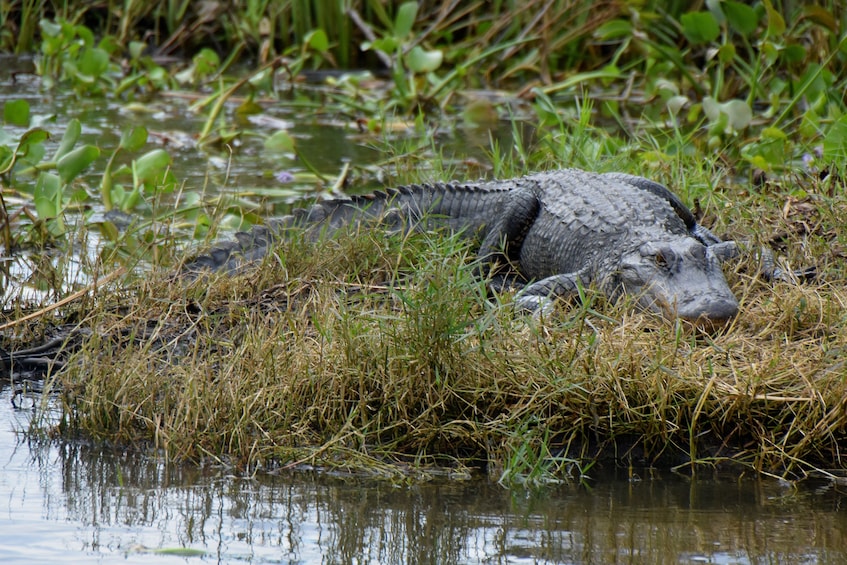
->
[22, 176, 843, 484]
[2, 0, 847, 485]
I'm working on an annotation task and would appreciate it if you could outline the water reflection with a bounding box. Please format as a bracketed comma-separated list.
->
[2, 388, 847, 564]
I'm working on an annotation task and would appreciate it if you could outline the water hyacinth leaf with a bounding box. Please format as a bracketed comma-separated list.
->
[406, 46, 443, 73]
[717, 43, 736, 64]
[264, 130, 295, 153]
[680, 11, 720, 44]
[74, 23, 95, 46]
[193, 48, 220, 76]
[823, 115, 847, 160]
[17, 128, 50, 157]
[98, 219, 119, 242]
[39, 19, 61, 37]
[53, 118, 81, 161]
[394, 2, 419, 38]
[57, 145, 100, 184]
[783, 44, 806, 64]
[3, 99, 30, 127]
[34, 172, 61, 218]
[763, 0, 785, 37]
[703, 97, 752, 131]
[133, 149, 172, 185]
[128, 40, 145, 60]
[722, 1, 759, 37]
[78, 47, 109, 77]
[364, 37, 398, 54]
[305, 29, 329, 52]
[98, 35, 121, 57]
[0, 146, 13, 174]
[666, 95, 689, 116]
[119, 125, 148, 152]
[235, 98, 263, 117]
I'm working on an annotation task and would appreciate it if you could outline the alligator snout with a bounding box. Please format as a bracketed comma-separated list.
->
[675, 294, 739, 327]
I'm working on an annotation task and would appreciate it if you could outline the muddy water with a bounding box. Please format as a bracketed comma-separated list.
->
[3, 389, 847, 564]
[3, 61, 847, 564]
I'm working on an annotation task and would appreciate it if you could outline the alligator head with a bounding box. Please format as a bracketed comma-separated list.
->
[617, 237, 739, 327]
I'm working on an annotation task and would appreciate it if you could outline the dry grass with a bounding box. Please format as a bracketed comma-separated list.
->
[29, 221, 847, 484]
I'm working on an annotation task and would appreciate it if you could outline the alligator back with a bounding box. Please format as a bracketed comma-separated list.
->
[516, 169, 693, 279]
[182, 180, 515, 274]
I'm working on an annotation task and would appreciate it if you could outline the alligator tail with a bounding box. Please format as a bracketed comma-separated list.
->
[181, 181, 511, 275]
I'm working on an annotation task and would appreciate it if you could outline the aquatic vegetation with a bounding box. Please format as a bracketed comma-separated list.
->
[0, 1, 846, 484]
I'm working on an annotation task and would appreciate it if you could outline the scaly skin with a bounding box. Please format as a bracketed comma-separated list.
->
[183, 169, 742, 325]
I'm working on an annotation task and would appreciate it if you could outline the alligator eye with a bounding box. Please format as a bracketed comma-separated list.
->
[655, 252, 668, 269]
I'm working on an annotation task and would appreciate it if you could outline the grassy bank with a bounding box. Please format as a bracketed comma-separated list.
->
[1, 1, 846, 483]
[15, 159, 839, 484]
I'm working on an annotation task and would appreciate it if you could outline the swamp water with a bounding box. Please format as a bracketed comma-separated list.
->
[4, 386, 847, 564]
[3, 63, 847, 563]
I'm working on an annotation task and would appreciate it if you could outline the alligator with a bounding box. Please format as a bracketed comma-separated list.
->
[184, 168, 768, 326]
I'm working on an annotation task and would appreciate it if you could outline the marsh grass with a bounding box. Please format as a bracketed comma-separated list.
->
[33, 213, 847, 484]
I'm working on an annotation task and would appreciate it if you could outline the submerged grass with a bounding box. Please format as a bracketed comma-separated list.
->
[33, 196, 847, 483]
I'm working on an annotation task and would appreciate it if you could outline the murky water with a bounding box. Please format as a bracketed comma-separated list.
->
[3, 60, 847, 564]
[4, 388, 847, 564]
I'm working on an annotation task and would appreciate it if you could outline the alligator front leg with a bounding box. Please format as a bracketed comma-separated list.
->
[510, 270, 591, 314]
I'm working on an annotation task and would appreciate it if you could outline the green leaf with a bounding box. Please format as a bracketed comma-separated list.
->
[782, 44, 806, 64]
[193, 48, 220, 76]
[17, 128, 50, 155]
[305, 29, 329, 52]
[75, 24, 95, 46]
[98, 220, 119, 242]
[680, 11, 720, 44]
[0, 146, 13, 174]
[57, 145, 100, 184]
[364, 37, 399, 54]
[78, 47, 109, 77]
[39, 19, 61, 38]
[722, 1, 759, 37]
[129, 40, 146, 60]
[762, 0, 785, 38]
[703, 97, 752, 132]
[235, 98, 263, 117]
[593, 19, 632, 40]
[34, 172, 62, 218]
[54, 119, 81, 161]
[264, 130, 295, 153]
[119, 125, 148, 151]
[823, 115, 847, 160]
[133, 149, 172, 185]
[717, 43, 736, 64]
[761, 126, 787, 140]
[3, 99, 30, 127]
[394, 2, 419, 38]
[406, 46, 443, 73]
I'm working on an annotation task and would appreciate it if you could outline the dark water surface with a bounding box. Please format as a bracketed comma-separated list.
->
[4, 61, 847, 564]
[3, 389, 847, 564]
